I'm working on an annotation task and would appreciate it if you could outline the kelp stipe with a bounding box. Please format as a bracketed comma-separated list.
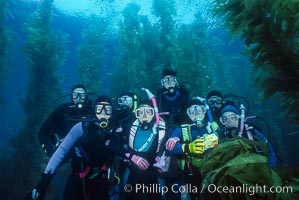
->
[0, 0, 13, 105]
[78, 15, 107, 94]
[7, 0, 67, 198]
[109, 3, 150, 96]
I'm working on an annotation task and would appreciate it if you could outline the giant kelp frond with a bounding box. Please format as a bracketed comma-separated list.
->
[213, 0, 299, 123]
[0, 0, 13, 20]
[198, 139, 299, 199]
[0, 0, 13, 105]
[78, 16, 108, 94]
[8, 0, 67, 198]
[152, 0, 177, 68]
[109, 2, 149, 96]
[139, 15, 161, 91]
[152, 0, 176, 19]
[28, 0, 53, 29]
[176, 12, 217, 96]
[21, 0, 67, 136]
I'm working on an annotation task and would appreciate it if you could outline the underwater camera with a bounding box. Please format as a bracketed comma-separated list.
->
[201, 133, 219, 151]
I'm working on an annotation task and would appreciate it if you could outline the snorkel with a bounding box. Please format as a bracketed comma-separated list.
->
[141, 88, 165, 153]
[132, 95, 138, 112]
[141, 88, 159, 126]
[193, 97, 220, 134]
[194, 97, 213, 123]
[238, 104, 246, 137]
[187, 98, 205, 128]
[193, 97, 214, 130]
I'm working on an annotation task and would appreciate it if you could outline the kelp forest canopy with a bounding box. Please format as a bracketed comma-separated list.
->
[213, 0, 299, 123]
[0, 0, 299, 199]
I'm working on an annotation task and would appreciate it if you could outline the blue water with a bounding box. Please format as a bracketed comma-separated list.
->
[0, 1, 86, 151]
[1, 0, 298, 163]
[1, 0, 299, 199]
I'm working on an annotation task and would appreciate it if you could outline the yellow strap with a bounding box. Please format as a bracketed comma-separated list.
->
[179, 125, 193, 170]
[181, 124, 191, 142]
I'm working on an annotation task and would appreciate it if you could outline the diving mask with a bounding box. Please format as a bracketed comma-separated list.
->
[207, 97, 222, 106]
[72, 88, 86, 108]
[220, 113, 239, 124]
[186, 105, 206, 117]
[95, 104, 113, 115]
[161, 76, 177, 87]
[118, 96, 133, 106]
[135, 107, 154, 119]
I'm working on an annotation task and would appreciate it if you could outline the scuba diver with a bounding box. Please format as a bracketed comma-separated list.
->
[165, 98, 218, 200]
[114, 91, 138, 143]
[156, 67, 189, 200]
[206, 90, 224, 122]
[112, 91, 138, 200]
[206, 90, 251, 140]
[27, 95, 148, 200]
[126, 88, 166, 200]
[38, 84, 93, 157]
[219, 104, 277, 167]
[156, 67, 190, 129]
[206, 90, 251, 123]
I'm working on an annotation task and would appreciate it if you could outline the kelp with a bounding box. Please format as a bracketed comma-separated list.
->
[109, 3, 150, 96]
[109, 1, 181, 96]
[151, 0, 233, 96]
[175, 12, 218, 96]
[109, 1, 220, 96]
[152, 0, 178, 69]
[213, 0, 299, 123]
[197, 139, 299, 199]
[138, 15, 161, 91]
[78, 15, 107, 94]
[0, 0, 13, 105]
[6, 0, 67, 198]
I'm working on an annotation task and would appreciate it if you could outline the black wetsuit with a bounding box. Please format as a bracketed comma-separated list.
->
[38, 100, 93, 157]
[156, 86, 189, 129]
[43, 121, 128, 200]
[156, 86, 189, 200]
[114, 108, 136, 144]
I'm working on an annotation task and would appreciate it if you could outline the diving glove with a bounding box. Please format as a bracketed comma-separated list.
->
[182, 139, 205, 155]
[26, 173, 53, 200]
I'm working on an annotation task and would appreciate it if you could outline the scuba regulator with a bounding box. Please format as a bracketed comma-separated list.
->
[98, 118, 109, 128]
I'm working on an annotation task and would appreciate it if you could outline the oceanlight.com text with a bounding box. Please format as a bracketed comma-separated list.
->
[124, 183, 293, 196]
[207, 184, 293, 196]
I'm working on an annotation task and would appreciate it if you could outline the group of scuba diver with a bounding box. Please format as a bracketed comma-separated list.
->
[26, 67, 278, 200]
